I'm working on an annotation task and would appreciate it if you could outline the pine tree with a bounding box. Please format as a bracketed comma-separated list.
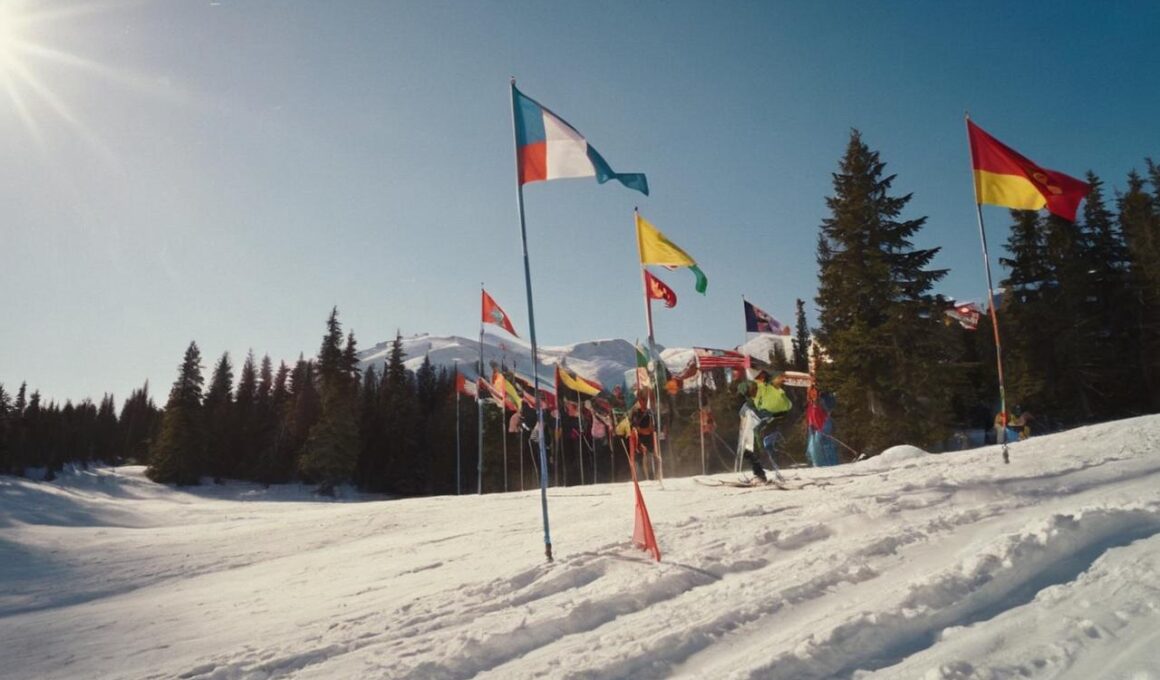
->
[355, 365, 385, 489]
[257, 360, 295, 484]
[1043, 211, 1098, 421]
[119, 382, 160, 464]
[0, 383, 11, 474]
[95, 394, 118, 464]
[203, 352, 235, 482]
[1079, 173, 1138, 417]
[791, 299, 811, 372]
[379, 332, 419, 493]
[233, 351, 259, 479]
[768, 341, 790, 371]
[298, 309, 359, 494]
[148, 342, 206, 485]
[814, 130, 950, 453]
[1119, 170, 1160, 409]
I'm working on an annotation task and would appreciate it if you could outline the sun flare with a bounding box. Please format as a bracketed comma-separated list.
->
[0, 2, 29, 75]
[0, 0, 152, 153]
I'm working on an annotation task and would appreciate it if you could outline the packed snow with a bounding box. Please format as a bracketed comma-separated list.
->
[2, 416, 1160, 679]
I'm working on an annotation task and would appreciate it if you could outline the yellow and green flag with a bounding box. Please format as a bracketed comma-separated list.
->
[635, 212, 708, 293]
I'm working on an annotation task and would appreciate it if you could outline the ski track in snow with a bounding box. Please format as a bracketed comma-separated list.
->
[1, 417, 1160, 679]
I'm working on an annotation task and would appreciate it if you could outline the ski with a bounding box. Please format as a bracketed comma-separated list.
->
[695, 476, 837, 491]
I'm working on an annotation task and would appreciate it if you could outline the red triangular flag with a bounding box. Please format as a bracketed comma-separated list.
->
[626, 432, 661, 562]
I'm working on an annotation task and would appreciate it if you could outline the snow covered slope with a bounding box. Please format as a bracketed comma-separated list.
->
[356, 331, 794, 391]
[3, 416, 1160, 678]
[357, 332, 643, 390]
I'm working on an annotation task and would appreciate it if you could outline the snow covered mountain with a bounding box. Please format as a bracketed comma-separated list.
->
[356, 331, 795, 389]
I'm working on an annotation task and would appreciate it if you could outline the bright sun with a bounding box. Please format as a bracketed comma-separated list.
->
[0, 4, 24, 74]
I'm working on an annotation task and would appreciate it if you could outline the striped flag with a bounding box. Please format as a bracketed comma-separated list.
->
[967, 119, 1089, 221]
[694, 347, 748, 369]
[512, 84, 648, 195]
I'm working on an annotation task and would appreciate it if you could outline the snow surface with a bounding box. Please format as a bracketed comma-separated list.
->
[3, 416, 1160, 679]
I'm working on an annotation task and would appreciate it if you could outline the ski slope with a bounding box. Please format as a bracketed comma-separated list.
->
[2, 416, 1160, 679]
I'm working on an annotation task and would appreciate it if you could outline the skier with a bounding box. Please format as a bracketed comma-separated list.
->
[806, 388, 839, 466]
[737, 371, 793, 482]
[630, 400, 662, 483]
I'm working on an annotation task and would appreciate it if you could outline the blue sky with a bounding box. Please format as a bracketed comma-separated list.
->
[1, 0, 1157, 405]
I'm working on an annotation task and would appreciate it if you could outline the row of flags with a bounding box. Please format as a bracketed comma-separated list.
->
[489, 89, 1092, 419]
[499, 80, 1095, 555]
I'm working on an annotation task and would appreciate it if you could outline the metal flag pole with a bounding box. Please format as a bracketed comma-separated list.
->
[502, 383, 509, 493]
[740, 294, 751, 374]
[511, 78, 553, 561]
[965, 112, 1010, 464]
[455, 359, 461, 495]
[478, 284, 486, 493]
[697, 356, 706, 475]
[634, 208, 665, 485]
[576, 392, 584, 485]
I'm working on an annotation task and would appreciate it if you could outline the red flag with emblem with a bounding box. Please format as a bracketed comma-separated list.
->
[643, 270, 677, 309]
[481, 289, 518, 336]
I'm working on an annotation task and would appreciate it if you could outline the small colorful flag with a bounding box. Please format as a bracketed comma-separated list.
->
[643, 270, 677, 308]
[512, 84, 648, 195]
[744, 299, 788, 335]
[967, 119, 1090, 222]
[454, 370, 478, 398]
[493, 371, 523, 410]
[945, 302, 982, 331]
[556, 365, 602, 398]
[636, 213, 708, 293]
[634, 342, 653, 390]
[481, 289, 517, 336]
[693, 347, 748, 369]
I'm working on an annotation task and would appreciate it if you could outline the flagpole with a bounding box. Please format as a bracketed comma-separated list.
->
[966, 112, 1010, 464]
[741, 294, 750, 374]
[455, 359, 461, 495]
[479, 284, 486, 493]
[635, 208, 664, 485]
[502, 389, 509, 493]
[511, 78, 553, 561]
[576, 393, 584, 485]
[697, 356, 706, 475]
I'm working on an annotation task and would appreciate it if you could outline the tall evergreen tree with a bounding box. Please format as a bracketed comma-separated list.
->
[299, 309, 360, 493]
[0, 383, 11, 474]
[119, 382, 160, 464]
[355, 365, 384, 489]
[257, 360, 295, 484]
[379, 332, 419, 493]
[233, 351, 259, 478]
[814, 130, 950, 453]
[95, 394, 119, 463]
[997, 209, 1054, 412]
[791, 299, 811, 372]
[203, 352, 235, 482]
[148, 342, 206, 485]
[1079, 173, 1138, 417]
[1119, 170, 1160, 409]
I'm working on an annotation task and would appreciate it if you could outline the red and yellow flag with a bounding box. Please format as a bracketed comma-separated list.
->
[967, 120, 1090, 222]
